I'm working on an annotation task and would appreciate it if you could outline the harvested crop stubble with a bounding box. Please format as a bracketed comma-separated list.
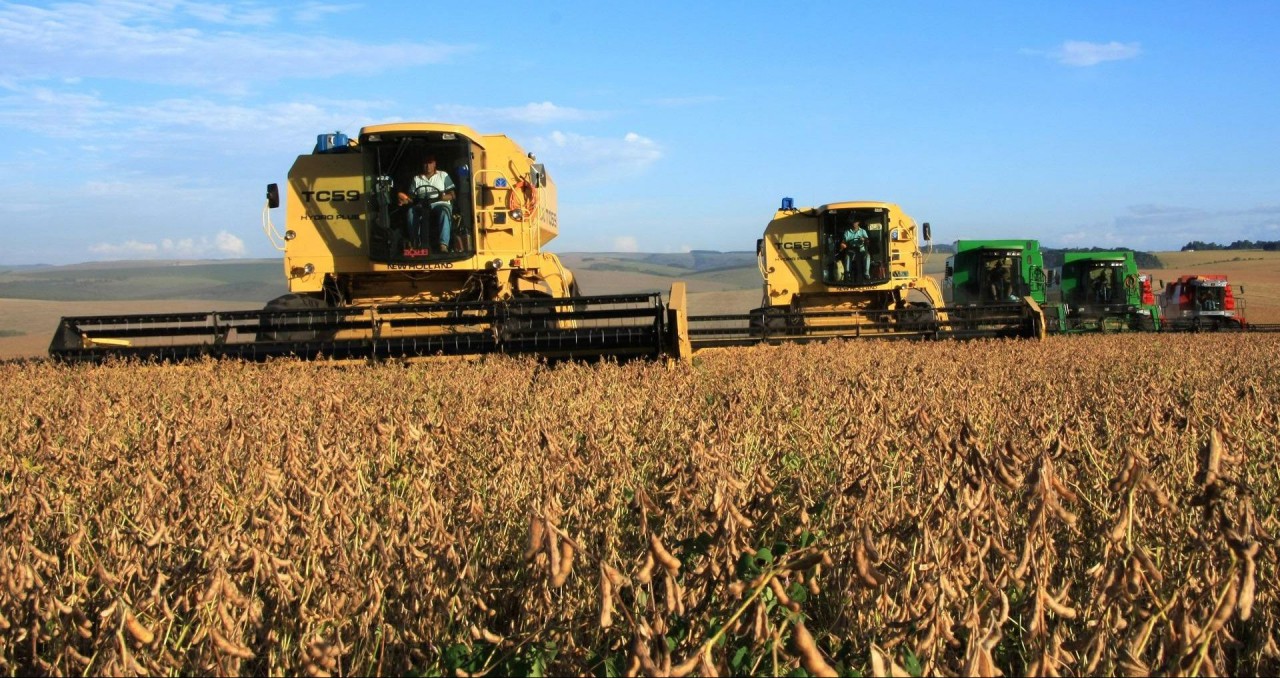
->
[1, 333, 1278, 676]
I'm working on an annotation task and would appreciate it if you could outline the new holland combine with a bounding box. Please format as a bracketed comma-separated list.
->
[47, 124, 1074, 365]
[681, 201, 1045, 350]
[49, 123, 669, 363]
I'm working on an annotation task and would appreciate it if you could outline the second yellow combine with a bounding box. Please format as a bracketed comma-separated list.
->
[677, 198, 1045, 352]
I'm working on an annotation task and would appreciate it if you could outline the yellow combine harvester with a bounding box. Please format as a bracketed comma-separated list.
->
[680, 199, 1045, 350]
[48, 126, 1043, 363]
[49, 123, 667, 363]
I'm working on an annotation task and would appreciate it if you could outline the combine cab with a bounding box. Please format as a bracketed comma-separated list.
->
[683, 200, 1045, 350]
[1051, 251, 1161, 332]
[1159, 274, 1247, 331]
[941, 239, 1048, 339]
[49, 123, 668, 363]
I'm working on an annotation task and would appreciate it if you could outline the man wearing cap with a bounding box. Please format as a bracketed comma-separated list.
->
[398, 155, 456, 251]
[839, 219, 870, 283]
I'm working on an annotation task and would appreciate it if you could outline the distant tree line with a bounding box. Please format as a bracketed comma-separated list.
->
[1043, 247, 1162, 269]
[1181, 240, 1280, 251]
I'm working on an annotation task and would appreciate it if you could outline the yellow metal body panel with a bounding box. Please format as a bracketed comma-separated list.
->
[760, 201, 941, 310]
[279, 122, 568, 303]
[284, 153, 368, 292]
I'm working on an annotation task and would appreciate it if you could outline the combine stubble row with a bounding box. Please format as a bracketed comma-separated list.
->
[1, 334, 1277, 676]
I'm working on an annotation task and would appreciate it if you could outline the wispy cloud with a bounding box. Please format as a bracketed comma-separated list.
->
[0, 1, 471, 90]
[1054, 204, 1280, 250]
[291, 2, 362, 24]
[1047, 40, 1142, 67]
[0, 84, 388, 153]
[87, 240, 160, 258]
[531, 131, 662, 179]
[89, 230, 247, 259]
[181, 2, 278, 27]
[613, 236, 639, 252]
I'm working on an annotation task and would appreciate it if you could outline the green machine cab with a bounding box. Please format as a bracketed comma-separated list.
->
[943, 239, 1048, 305]
[942, 239, 1048, 339]
[1052, 251, 1161, 332]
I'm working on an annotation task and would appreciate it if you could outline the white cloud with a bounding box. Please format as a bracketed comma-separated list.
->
[182, 2, 278, 27]
[613, 236, 639, 252]
[1053, 41, 1142, 67]
[88, 240, 160, 257]
[1054, 226, 1127, 248]
[291, 3, 362, 24]
[1048, 204, 1280, 251]
[532, 130, 663, 179]
[0, 85, 387, 154]
[215, 231, 247, 256]
[89, 230, 247, 259]
[0, 1, 471, 90]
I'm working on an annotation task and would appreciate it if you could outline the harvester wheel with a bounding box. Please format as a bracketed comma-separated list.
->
[749, 307, 791, 339]
[897, 302, 937, 335]
[503, 295, 558, 338]
[256, 294, 335, 343]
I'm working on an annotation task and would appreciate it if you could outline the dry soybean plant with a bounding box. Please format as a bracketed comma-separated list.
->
[0, 333, 1277, 676]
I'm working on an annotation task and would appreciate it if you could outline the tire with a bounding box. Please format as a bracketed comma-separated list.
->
[502, 295, 558, 339]
[749, 307, 791, 339]
[256, 293, 335, 342]
[897, 302, 937, 335]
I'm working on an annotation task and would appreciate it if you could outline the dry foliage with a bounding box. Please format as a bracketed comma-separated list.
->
[1, 333, 1278, 676]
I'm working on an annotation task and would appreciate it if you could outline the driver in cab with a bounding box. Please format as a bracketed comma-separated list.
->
[397, 154, 456, 252]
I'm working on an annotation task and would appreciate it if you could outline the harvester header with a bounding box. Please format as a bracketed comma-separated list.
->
[50, 123, 667, 363]
[683, 200, 1046, 348]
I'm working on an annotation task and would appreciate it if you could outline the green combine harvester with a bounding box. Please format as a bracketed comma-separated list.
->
[945, 242, 1166, 334]
[1051, 251, 1161, 332]
[943, 240, 1049, 304]
[942, 239, 1049, 338]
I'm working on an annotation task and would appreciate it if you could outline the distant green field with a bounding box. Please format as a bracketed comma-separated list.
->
[565, 251, 756, 274]
[578, 260, 692, 277]
[0, 261, 285, 302]
[0, 329, 22, 338]
[686, 266, 762, 289]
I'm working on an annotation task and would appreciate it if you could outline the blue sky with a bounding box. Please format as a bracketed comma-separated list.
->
[1, 0, 1278, 265]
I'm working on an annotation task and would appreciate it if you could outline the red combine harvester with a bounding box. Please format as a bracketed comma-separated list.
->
[1160, 274, 1250, 331]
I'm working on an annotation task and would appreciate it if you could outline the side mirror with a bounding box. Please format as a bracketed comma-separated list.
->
[922, 222, 932, 242]
[266, 183, 280, 209]
[1239, 285, 1245, 295]
[1158, 279, 1164, 289]
[756, 238, 764, 257]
